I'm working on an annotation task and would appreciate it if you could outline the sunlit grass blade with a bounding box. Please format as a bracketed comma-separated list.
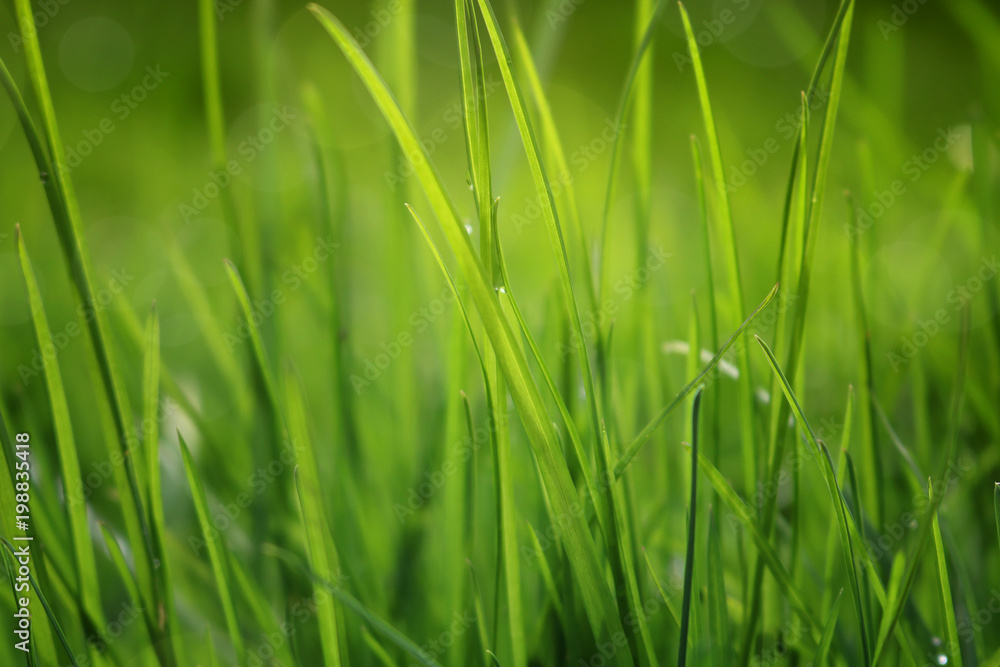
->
[754, 335, 871, 666]
[616, 282, 779, 477]
[677, 389, 702, 667]
[16, 228, 105, 635]
[177, 431, 245, 660]
[308, 5, 630, 659]
[10, 0, 158, 626]
[930, 480, 963, 667]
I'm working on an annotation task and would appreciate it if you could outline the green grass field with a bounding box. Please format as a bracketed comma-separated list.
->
[1, 0, 1000, 665]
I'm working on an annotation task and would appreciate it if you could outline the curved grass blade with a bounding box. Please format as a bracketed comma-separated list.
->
[16, 228, 105, 633]
[616, 282, 779, 478]
[677, 389, 703, 667]
[176, 431, 245, 660]
[309, 5, 630, 658]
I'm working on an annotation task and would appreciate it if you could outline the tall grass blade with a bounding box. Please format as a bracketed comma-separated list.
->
[308, 6, 631, 659]
[677, 389, 703, 667]
[931, 480, 963, 667]
[706, 508, 732, 667]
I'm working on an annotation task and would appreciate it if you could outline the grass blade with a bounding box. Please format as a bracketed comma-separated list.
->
[616, 282, 779, 477]
[706, 508, 732, 667]
[308, 6, 631, 659]
[816, 589, 844, 665]
[677, 389, 703, 667]
[931, 480, 963, 667]
[177, 431, 245, 660]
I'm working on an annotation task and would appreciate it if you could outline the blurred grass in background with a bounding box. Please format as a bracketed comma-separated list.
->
[0, 0, 999, 665]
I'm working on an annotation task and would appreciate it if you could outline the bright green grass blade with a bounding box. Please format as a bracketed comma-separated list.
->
[10, 0, 157, 623]
[527, 522, 568, 630]
[930, 481, 963, 667]
[844, 451, 874, 661]
[509, 18, 597, 317]
[677, 0, 756, 498]
[286, 369, 342, 667]
[616, 283, 779, 477]
[691, 449, 823, 643]
[16, 228, 105, 632]
[308, 6, 630, 660]
[177, 431, 245, 660]
[632, 0, 655, 247]
[822, 387, 854, 614]
[677, 389, 703, 667]
[707, 508, 732, 667]
[491, 215, 605, 535]
[2, 538, 77, 667]
[754, 335, 871, 666]
[815, 589, 844, 666]
[266, 545, 442, 667]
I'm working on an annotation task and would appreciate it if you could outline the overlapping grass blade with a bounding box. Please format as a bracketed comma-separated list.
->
[706, 508, 732, 667]
[677, 389, 702, 667]
[16, 228, 105, 636]
[308, 6, 630, 659]
[815, 589, 844, 665]
[615, 283, 779, 477]
[177, 431, 245, 660]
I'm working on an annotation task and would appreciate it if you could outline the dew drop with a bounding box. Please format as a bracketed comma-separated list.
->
[935, 654, 948, 665]
[464, 223, 474, 235]
[497, 286, 506, 294]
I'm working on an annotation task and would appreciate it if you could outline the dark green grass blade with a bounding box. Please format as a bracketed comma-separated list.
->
[99, 523, 156, 649]
[677, 389, 703, 667]
[930, 481, 963, 667]
[995, 483, 1000, 555]
[308, 5, 630, 658]
[16, 228, 105, 632]
[2, 538, 78, 667]
[616, 283, 779, 477]
[754, 336, 871, 666]
[177, 431, 245, 660]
